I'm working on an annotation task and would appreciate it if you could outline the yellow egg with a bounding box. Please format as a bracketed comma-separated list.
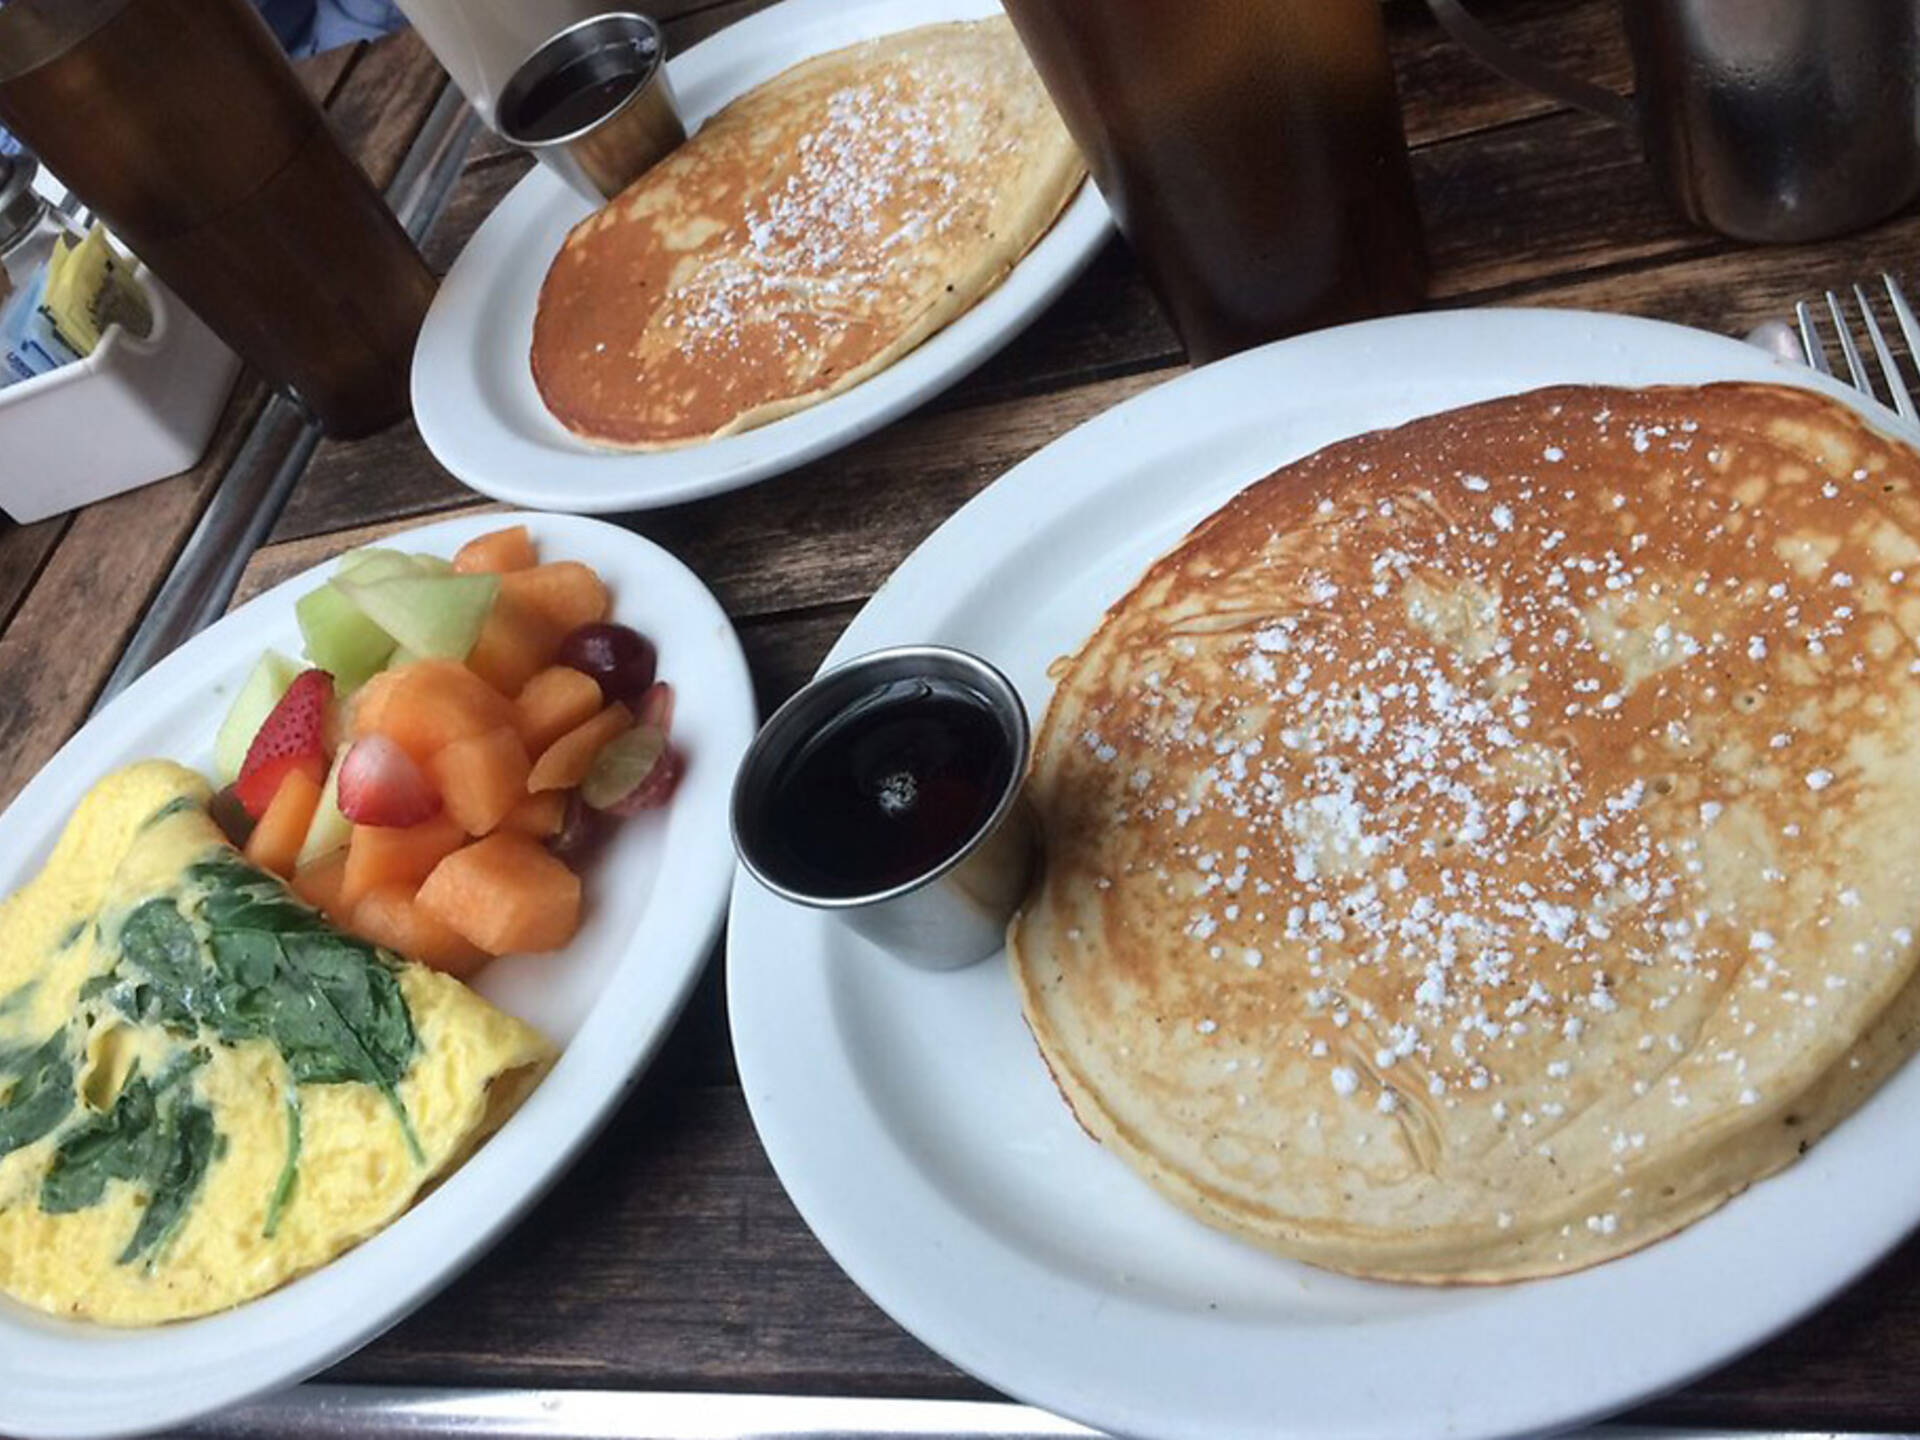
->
[0, 762, 553, 1325]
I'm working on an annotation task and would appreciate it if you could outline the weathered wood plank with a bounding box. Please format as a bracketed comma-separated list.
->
[1464, 212, 1920, 342]
[0, 517, 68, 635]
[321, 28, 448, 193]
[1390, 0, 1633, 149]
[662, 0, 780, 54]
[323, 1084, 986, 1395]
[316, 1076, 1920, 1429]
[272, 421, 472, 544]
[296, 39, 359, 106]
[421, 152, 528, 275]
[737, 602, 856, 714]
[273, 368, 1167, 621]
[1419, 107, 1710, 302]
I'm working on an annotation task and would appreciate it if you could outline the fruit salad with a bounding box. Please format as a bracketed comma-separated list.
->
[212, 525, 678, 981]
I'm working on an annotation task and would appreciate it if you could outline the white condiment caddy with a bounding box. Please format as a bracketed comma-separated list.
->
[0, 265, 241, 523]
[0, 156, 241, 524]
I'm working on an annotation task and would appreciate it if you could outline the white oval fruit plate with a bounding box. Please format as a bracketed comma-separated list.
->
[0, 512, 756, 1440]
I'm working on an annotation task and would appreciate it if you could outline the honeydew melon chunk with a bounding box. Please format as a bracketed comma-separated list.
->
[296, 744, 353, 869]
[296, 582, 397, 691]
[335, 547, 453, 583]
[334, 572, 500, 662]
[213, 649, 301, 785]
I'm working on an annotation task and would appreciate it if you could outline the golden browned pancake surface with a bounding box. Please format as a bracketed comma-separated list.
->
[531, 18, 1084, 449]
[1011, 383, 1920, 1282]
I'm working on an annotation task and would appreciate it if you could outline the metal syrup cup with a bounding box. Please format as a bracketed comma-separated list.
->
[730, 646, 1036, 971]
[494, 12, 685, 203]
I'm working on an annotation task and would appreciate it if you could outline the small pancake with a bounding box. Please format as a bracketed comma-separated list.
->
[531, 18, 1085, 450]
[1011, 382, 1920, 1283]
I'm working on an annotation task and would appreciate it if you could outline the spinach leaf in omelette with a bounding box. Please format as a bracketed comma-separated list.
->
[0, 978, 41, 1017]
[0, 1029, 76, 1160]
[40, 1049, 222, 1267]
[108, 857, 422, 1160]
[137, 796, 201, 832]
[264, 1099, 300, 1240]
[51, 850, 427, 1260]
[114, 899, 203, 1033]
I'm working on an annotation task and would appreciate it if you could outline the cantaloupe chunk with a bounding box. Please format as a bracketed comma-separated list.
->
[244, 767, 324, 879]
[427, 725, 531, 835]
[514, 665, 604, 755]
[350, 658, 515, 762]
[291, 849, 350, 922]
[452, 525, 538, 575]
[527, 703, 631, 792]
[341, 812, 469, 910]
[348, 666, 400, 737]
[499, 562, 609, 637]
[351, 883, 490, 978]
[500, 790, 566, 838]
[464, 591, 562, 698]
[417, 833, 582, 954]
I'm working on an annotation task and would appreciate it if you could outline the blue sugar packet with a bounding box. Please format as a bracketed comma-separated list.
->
[0, 265, 83, 388]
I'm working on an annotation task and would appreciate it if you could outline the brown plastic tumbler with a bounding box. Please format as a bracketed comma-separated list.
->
[1001, 0, 1428, 364]
[0, 0, 437, 437]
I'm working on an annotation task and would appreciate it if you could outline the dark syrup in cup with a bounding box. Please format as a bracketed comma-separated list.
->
[756, 675, 1014, 899]
[731, 646, 1035, 970]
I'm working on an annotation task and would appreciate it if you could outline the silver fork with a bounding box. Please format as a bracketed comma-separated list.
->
[1792, 272, 1920, 424]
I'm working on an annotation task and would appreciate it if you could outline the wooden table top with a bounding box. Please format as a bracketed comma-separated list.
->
[7, 0, 1920, 1431]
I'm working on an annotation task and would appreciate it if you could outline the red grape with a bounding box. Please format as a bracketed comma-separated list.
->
[557, 623, 657, 704]
[606, 745, 681, 815]
[208, 785, 256, 849]
[548, 791, 611, 864]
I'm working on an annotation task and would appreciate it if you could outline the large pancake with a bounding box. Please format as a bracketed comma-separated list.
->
[1010, 382, 1920, 1282]
[530, 18, 1085, 450]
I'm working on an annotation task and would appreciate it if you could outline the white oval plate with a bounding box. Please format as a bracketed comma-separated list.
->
[0, 512, 756, 1440]
[727, 309, 1920, 1440]
[411, 0, 1112, 515]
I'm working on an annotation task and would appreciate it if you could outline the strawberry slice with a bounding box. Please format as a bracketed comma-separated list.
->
[234, 669, 334, 820]
[337, 735, 443, 828]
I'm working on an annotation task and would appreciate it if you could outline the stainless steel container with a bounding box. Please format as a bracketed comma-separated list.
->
[731, 646, 1036, 972]
[494, 12, 684, 203]
[1426, 0, 1920, 244]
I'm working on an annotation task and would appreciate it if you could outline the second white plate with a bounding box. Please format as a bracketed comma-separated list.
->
[727, 309, 1920, 1440]
[411, 0, 1111, 514]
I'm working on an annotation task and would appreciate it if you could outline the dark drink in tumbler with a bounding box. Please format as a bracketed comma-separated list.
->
[0, 0, 437, 437]
[1000, 0, 1427, 364]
